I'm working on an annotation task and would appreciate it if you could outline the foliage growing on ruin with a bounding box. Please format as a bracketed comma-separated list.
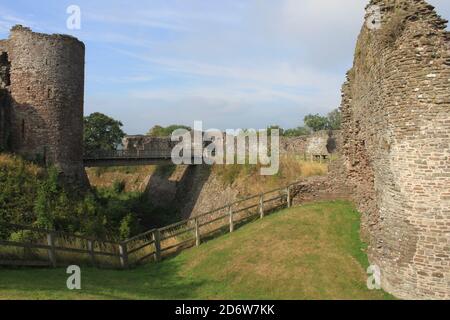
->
[213, 156, 327, 189]
[119, 213, 140, 240]
[266, 110, 341, 137]
[147, 124, 192, 137]
[0, 154, 42, 237]
[112, 179, 126, 193]
[378, 7, 412, 46]
[0, 153, 154, 241]
[284, 126, 311, 137]
[327, 109, 341, 130]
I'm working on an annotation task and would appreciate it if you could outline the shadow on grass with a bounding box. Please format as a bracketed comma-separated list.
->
[0, 258, 208, 300]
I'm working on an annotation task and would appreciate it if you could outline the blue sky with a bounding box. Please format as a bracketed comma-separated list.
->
[1, 0, 449, 134]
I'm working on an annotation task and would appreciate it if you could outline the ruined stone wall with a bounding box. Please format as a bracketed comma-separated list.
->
[278, 136, 308, 154]
[0, 51, 10, 150]
[123, 135, 179, 154]
[341, 0, 449, 299]
[0, 40, 7, 52]
[2, 26, 87, 184]
[123, 130, 341, 157]
[305, 131, 334, 156]
[280, 131, 341, 157]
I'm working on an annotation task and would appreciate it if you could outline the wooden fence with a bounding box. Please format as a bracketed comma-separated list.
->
[0, 181, 302, 269]
[0, 223, 122, 268]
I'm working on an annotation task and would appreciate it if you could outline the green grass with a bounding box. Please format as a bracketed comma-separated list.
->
[0, 201, 393, 300]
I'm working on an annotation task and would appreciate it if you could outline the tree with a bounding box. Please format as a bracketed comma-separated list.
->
[304, 114, 329, 132]
[84, 113, 125, 153]
[266, 125, 284, 136]
[147, 124, 192, 137]
[284, 126, 310, 137]
[327, 108, 342, 130]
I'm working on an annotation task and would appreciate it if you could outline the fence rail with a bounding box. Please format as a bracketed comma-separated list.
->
[0, 181, 302, 269]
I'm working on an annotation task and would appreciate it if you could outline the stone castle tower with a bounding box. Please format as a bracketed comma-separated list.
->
[341, 0, 449, 299]
[0, 26, 87, 184]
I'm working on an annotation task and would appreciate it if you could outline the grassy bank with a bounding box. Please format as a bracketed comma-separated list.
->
[0, 201, 392, 300]
[86, 155, 329, 197]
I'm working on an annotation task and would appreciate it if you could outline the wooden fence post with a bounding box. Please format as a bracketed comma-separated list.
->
[195, 218, 201, 247]
[87, 240, 96, 267]
[286, 186, 291, 208]
[260, 194, 265, 219]
[119, 242, 128, 269]
[46, 232, 57, 268]
[229, 206, 234, 233]
[153, 229, 161, 262]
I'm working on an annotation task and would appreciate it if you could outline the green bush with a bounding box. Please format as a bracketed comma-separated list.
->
[113, 179, 126, 194]
[0, 155, 41, 229]
[0, 154, 151, 241]
[9, 230, 39, 242]
[119, 213, 139, 240]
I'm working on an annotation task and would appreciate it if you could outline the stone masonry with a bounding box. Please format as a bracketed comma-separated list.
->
[0, 26, 87, 185]
[340, 0, 449, 299]
[123, 130, 340, 159]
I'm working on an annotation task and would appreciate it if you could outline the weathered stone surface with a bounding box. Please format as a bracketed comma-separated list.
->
[123, 135, 180, 153]
[0, 25, 88, 185]
[0, 51, 10, 150]
[123, 130, 341, 158]
[280, 130, 340, 156]
[340, 0, 449, 299]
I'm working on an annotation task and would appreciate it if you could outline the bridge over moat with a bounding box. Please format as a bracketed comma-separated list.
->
[83, 149, 203, 167]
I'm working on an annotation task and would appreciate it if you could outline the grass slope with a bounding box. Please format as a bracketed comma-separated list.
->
[0, 201, 392, 300]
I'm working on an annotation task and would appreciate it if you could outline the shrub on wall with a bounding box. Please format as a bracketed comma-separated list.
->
[379, 8, 412, 46]
[0, 153, 147, 241]
[0, 154, 41, 229]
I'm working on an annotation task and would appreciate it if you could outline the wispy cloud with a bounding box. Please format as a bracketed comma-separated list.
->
[90, 75, 154, 84]
[0, 11, 31, 33]
[116, 49, 342, 89]
[1, 0, 449, 134]
[84, 11, 192, 32]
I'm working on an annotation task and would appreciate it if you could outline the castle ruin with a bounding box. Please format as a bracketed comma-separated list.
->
[0, 0, 449, 299]
[341, 0, 449, 299]
[0, 25, 87, 185]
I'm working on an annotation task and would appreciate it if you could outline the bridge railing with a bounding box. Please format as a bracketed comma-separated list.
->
[84, 148, 211, 161]
[84, 149, 173, 160]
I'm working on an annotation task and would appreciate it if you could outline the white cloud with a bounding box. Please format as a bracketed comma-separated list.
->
[84, 11, 191, 32]
[90, 75, 154, 84]
[0, 12, 32, 34]
[116, 49, 342, 89]
[2, 0, 449, 133]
